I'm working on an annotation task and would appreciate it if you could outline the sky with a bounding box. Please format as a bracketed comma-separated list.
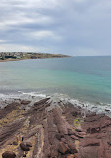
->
[0, 0, 111, 56]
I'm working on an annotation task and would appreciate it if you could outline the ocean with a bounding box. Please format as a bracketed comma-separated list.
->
[0, 56, 111, 112]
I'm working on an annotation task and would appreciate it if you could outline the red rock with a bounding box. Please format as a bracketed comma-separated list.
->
[50, 145, 59, 157]
[67, 154, 75, 158]
[81, 138, 100, 147]
[2, 151, 16, 158]
[79, 146, 98, 158]
[71, 135, 79, 140]
[68, 129, 75, 135]
[61, 138, 66, 143]
[58, 142, 69, 154]
[55, 133, 63, 140]
[67, 141, 78, 154]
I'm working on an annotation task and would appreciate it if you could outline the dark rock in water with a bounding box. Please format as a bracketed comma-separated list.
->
[21, 100, 31, 105]
[105, 109, 110, 112]
[2, 151, 16, 158]
[20, 143, 30, 151]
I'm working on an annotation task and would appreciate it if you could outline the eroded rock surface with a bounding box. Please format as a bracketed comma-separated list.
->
[0, 97, 111, 158]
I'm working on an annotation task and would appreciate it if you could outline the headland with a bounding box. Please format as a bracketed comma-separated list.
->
[0, 52, 70, 62]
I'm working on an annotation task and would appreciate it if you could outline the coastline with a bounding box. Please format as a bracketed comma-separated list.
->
[0, 56, 70, 62]
[0, 95, 111, 158]
[0, 52, 70, 62]
[0, 58, 25, 62]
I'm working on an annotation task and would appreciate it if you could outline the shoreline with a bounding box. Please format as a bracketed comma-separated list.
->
[0, 52, 70, 62]
[0, 95, 111, 157]
[0, 56, 71, 62]
[0, 57, 71, 62]
[0, 92, 111, 117]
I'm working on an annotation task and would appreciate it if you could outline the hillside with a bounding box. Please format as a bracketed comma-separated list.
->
[0, 52, 70, 61]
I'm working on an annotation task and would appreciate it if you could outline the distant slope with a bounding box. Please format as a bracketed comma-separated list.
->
[0, 52, 70, 61]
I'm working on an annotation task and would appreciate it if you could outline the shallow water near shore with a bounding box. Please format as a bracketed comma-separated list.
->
[0, 56, 111, 112]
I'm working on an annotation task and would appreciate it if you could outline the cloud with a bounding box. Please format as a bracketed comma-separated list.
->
[29, 30, 62, 40]
[0, 40, 7, 43]
[0, 44, 38, 52]
[0, 43, 55, 53]
[0, 0, 111, 55]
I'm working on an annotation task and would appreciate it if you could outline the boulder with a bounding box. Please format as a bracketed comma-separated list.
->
[20, 143, 30, 151]
[2, 151, 16, 158]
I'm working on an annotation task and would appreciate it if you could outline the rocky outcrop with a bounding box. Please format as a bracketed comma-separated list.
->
[0, 98, 111, 158]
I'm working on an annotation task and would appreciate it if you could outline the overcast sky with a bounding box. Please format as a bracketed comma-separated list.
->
[0, 0, 111, 56]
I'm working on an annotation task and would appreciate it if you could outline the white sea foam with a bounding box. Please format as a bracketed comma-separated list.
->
[21, 92, 46, 98]
[0, 92, 111, 117]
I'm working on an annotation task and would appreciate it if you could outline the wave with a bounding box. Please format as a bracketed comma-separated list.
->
[0, 91, 111, 117]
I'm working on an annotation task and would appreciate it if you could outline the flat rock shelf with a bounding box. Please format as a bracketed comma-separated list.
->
[0, 97, 111, 158]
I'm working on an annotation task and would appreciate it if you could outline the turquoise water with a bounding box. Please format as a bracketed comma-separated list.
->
[0, 56, 111, 104]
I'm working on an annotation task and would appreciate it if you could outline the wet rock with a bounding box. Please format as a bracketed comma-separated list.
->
[2, 151, 16, 158]
[21, 100, 31, 105]
[105, 109, 110, 112]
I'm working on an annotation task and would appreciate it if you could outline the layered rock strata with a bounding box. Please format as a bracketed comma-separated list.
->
[0, 97, 111, 158]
